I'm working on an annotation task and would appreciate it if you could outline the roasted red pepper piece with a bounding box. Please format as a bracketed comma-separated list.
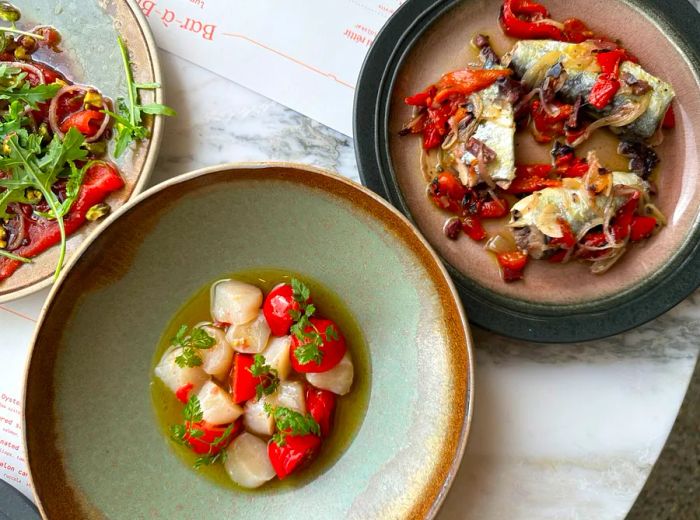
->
[506, 175, 562, 194]
[306, 387, 337, 437]
[183, 419, 242, 455]
[497, 251, 529, 282]
[404, 86, 436, 107]
[562, 18, 594, 43]
[428, 172, 466, 213]
[262, 283, 302, 336]
[662, 105, 676, 129]
[290, 318, 347, 373]
[479, 198, 509, 219]
[589, 73, 620, 110]
[549, 219, 576, 249]
[0, 162, 124, 280]
[578, 231, 610, 260]
[175, 383, 194, 404]
[59, 109, 106, 138]
[500, 0, 564, 40]
[531, 100, 574, 143]
[630, 216, 657, 241]
[611, 192, 641, 240]
[268, 434, 322, 479]
[462, 215, 487, 241]
[432, 68, 512, 104]
[230, 353, 262, 403]
[515, 164, 551, 178]
[596, 49, 627, 75]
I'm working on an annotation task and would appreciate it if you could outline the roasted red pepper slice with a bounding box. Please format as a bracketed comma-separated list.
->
[432, 68, 512, 104]
[630, 216, 657, 241]
[531, 100, 573, 143]
[306, 387, 337, 437]
[462, 215, 487, 241]
[515, 164, 551, 178]
[59, 109, 105, 138]
[596, 49, 627, 75]
[0, 161, 124, 280]
[562, 18, 594, 43]
[549, 219, 576, 249]
[183, 419, 242, 455]
[262, 283, 302, 336]
[578, 231, 610, 260]
[268, 433, 322, 479]
[497, 251, 529, 282]
[230, 353, 262, 403]
[175, 383, 194, 404]
[500, 0, 564, 40]
[662, 105, 676, 129]
[589, 73, 620, 110]
[611, 192, 641, 240]
[479, 198, 509, 219]
[429, 172, 466, 213]
[506, 175, 562, 194]
[404, 86, 436, 107]
[290, 318, 347, 373]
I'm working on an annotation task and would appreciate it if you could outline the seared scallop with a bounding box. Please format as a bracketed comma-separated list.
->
[154, 347, 208, 394]
[305, 352, 354, 395]
[261, 335, 292, 379]
[211, 279, 262, 326]
[226, 311, 271, 354]
[224, 433, 275, 488]
[197, 325, 234, 381]
[197, 380, 243, 425]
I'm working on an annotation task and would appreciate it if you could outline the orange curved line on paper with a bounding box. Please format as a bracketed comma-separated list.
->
[0, 305, 36, 323]
[221, 32, 355, 90]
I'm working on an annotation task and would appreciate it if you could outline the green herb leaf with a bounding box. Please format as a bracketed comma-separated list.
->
[139, 103, 177, 116]
[264, 404, 320, 446]
[172, 324, 215, 368]
[291, 277, 310, 304]
[248, 354, 280, 399]
[182, 395, 204, 423]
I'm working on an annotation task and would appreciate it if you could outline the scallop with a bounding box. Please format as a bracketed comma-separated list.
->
[225, 311, 271, 354]
[224, 432, 275, 488]
[274, 381, 306, 413]
[261, 335, 292, 380]
[211, 279, 262, 326]
[243, 395, 275, 436]
[154, 347, 208, 394]
[306, 352, 354, 395]
[197, 325, 234, 381]
[197, 380, 243, 425]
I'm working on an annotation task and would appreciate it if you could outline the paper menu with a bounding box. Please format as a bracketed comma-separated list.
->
[135, 0, 404, 137]
[0, 292, 45, 501]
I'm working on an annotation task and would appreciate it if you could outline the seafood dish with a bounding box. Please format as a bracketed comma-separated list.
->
[400, 0, 673, 282]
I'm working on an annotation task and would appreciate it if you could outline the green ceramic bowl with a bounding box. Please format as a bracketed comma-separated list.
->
[24, 163, 474, 519]
[0, 0, 163, 302]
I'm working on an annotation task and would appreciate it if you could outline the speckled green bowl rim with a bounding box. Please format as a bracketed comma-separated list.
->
[0, 0, 164, 304]
[22, 162, 475, 520]
[354, 0, 700, 343]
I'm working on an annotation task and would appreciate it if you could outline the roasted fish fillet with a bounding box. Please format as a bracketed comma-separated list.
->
[509, 172, 648, 238]
[505, 40, 675, 141]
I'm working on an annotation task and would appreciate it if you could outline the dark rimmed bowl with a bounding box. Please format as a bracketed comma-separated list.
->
[24, 163, 474, 519]
[354, 0, 700, 342]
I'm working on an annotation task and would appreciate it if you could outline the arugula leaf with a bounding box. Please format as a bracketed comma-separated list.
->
[248, 354, 280, 399]
[0, 250, 30, 263]
[107, 36, 175, 158]
[0, 82, 61, 108]
[172, 324, 215, 368]
[264, 404, 320, 446]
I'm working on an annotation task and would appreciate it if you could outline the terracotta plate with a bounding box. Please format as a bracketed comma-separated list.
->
[25, 164, 473, 519]
[354, 0, 700, 342]
[0, 0, 164, 302]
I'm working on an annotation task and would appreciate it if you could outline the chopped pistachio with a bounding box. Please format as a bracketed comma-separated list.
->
[0, 2, 20, 23]
[37, 122, 49, 141]
[53, 78, 67, 87]
[24, 188, 42, 203]
[13, 45, 27, 60]
[83, 91, 103, 108]
[84, 141, 106, 156]
[0, 240, 6, 249]
[2, 141, 10, 155]
[85, 203, 110, 221]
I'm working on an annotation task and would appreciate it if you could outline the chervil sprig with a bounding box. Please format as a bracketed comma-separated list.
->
[264, 404, 320, 446]
[172, 324, 215, 368]
[248, 354, 280, 399]
[288, 278, 326, 365]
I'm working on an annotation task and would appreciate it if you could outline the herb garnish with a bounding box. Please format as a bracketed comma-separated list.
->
[288, 278, 338, 365]
[264, 404, 320, 446]
[103, 36, 176, 158]
[248, 354, 280, 399]
[172, 324, 215, 368]
[169, 395, 237, 469]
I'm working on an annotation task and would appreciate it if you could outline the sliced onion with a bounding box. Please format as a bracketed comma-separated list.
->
[571, 97, 651, 147]
[85, 108, 110, 143]
[484, 233, 513, 254]
[521, 51, 562, 88]
[590, 246, 626, 274]
[644, 203, 667, 226]
[8, 61, 45, 85]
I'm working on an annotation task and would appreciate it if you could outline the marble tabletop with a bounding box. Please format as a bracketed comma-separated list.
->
[3, 48, 696, 519]
[144, 51, 700, 519]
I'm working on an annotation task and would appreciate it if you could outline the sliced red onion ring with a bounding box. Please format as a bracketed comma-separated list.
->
[6, 61, 45, 85]
[5, 204, 27, 252]
[48, 84, 110, 142]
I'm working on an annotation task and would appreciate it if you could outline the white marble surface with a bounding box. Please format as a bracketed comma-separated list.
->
[146, 50, 700, 519]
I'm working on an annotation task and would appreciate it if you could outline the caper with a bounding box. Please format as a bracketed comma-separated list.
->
[86, 203, 110, 221]
[84, 141, 107, 156]
[13, 45, 27, 60]
[19, 35, 36, 53]
[0, 2, 20, 23]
